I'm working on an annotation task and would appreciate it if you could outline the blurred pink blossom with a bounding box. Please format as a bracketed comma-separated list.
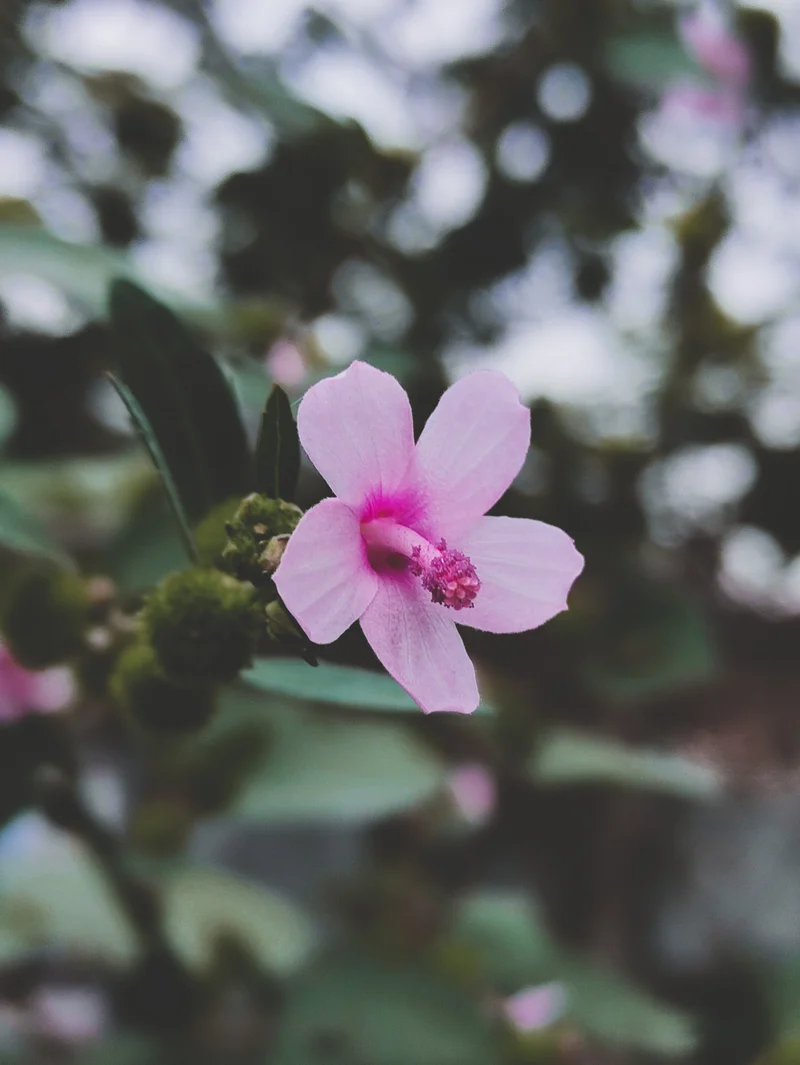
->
[680, 7, 751, 87]
[274, 361, 583, 714]
[0, 645, 74, 723]
[30, 987, 106, 1047]
[447, 763, 496, 824]
[265, 338, 308, 389]
[504, 982, 567, 1032]
[655, 5, 750, 132]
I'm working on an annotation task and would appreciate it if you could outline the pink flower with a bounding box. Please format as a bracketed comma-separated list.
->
[680, 8, 751, 88]
[274, 361, 583, 714]
[504, 983, 567, 1032]
[0, 644, 74, 723]
[265, 338, 308, 390]
[447, 763, 496, 824]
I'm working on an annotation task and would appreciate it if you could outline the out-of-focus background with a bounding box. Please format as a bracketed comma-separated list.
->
[2, 0, 800, 1062]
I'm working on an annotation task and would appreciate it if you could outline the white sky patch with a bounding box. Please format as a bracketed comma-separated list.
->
[332, 259, 413, 341]
[719, 524, 788, 612]
[0, 275, 83, 336]
[32, 184, 100, 243]
[210, 0, 305, 55]
[140, 179, 219, 247]
[640, 443, 757, 542]
[26, 0, 201, 91]
[496, 122, 550, 183]
[176, 79, 272, 188]
[285, 47, 418, 148]
[639, 104, 739, 179]
[606, 225, 679, 334]
[446, 306, 654, 410]
[537, 64, 592, 123]
[131, 238, 216, 301]
[411, 139, 487, 231]
[309, 313, 367, 364]
[0, 128, 47, 197]
[375, 0, 506, 70]
[479, 242, 575, 323]
[707, 230, 800, 324]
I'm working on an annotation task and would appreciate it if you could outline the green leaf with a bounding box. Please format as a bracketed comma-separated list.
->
[604, 32, 707, 88]
[107, 376, 198, 563]
[108, 280, 251, 524]
[163, 867, 316, 976]
[453, 890, 697, 1056]
[584, 582, 718, 704]
[105, 488, 189, 592]
[214, 687, 445, 823]
[0, 225, 222, 326]
[0, 488, 69, 565]
[530, 729, 721, 800]
[243, 658, 419, 712]
[255, 386, 301, 501]
[0, 384, 17, 452]
[273, 950, 498, 1065]
[243, 657, 493, 714]
[0, 821, 137, 966]
[452, 892, 555, 992]
[562, 959, 697, 1056]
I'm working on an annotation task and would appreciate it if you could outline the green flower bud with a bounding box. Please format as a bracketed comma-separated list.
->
[220, 493, 302, 585]
[193, 496, 243, 568]
[141, 568, 259, 684]
[110, 640, 217, 733]
[265, 599, 317, 666]
[0, 567, 90, 669]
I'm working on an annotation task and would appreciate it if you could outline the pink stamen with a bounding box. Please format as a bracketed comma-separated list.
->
[361, 520, 481, 610]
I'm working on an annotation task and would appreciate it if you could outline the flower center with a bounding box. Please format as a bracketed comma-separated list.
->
[360, 518, 480, 611]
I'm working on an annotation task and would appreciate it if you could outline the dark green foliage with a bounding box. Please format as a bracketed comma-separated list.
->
[0, 566, 89, 668]
[110, 640, 218, 734]
[108, 280, 251, 525]
[255, 385, 301, 501]
[141, 567, 259, 684]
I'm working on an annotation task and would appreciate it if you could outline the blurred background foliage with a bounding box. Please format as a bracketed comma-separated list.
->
[1, 0, 800, 1062]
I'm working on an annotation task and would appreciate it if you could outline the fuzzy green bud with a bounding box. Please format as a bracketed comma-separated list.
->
[0, 567, 90, 669]
[193, 496, 243, 568]
[141, 568, 259, 684]
[110, 640, 217, 733]
[220, 493, 302, 585]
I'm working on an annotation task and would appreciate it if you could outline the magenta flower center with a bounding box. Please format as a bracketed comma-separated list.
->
[360, 518, 481, 610]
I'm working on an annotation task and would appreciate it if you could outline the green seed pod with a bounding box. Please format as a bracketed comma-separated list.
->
[110, 640, 217, 733]
[0, 567, 90, 669]
[193, 496, 243, 568]
[141, 568, 259, 684]
[220, 493, 302, 584]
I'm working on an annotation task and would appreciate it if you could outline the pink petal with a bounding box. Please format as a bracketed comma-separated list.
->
[457, 516, 583, 634]
[412, 372, 530, 540]
[359, 575, 479, 714]
[504, 983, 567, 1032]
[30, 666, 75, 713]
[274, 498, 378, 644]
[297, 361, 415, 508]
[447, 764, 496, 824]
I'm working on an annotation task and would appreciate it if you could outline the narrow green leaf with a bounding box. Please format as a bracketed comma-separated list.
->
[0, 489, 69, 565]
[255, 385, 301, 500]
[108, 280, 251, 523]
[529, 728, 721, 800]
[107, 376, 198, 563]
[243, 657, 493, 714]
